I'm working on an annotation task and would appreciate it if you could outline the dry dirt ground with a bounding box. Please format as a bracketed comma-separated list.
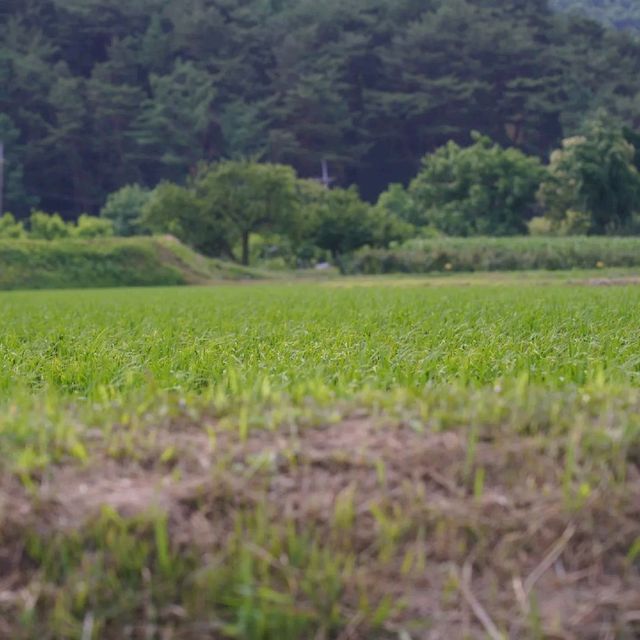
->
[1, 415, 639, 639]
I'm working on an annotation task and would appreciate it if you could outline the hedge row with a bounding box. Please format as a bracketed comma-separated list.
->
[343, 237, 640, 274]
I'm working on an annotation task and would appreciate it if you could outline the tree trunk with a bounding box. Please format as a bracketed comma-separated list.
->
[241, 231, 250, 266]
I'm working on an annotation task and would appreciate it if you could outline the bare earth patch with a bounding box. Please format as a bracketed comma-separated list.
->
[1, 416, 639, 639]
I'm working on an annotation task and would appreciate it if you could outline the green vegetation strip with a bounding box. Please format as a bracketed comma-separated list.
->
[3, 283, 640, 396]
[347, 236, 640, 274]
[1, 283, 639, 638]
[0, 237, 265, 291]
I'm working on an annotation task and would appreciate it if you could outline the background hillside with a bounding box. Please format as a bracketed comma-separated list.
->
[3, 0, 640, 218]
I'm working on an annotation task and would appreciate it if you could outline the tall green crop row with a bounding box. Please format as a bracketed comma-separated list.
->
[1, 284, 639, 401]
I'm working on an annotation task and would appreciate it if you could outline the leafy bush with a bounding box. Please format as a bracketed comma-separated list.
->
[409, 133, 544, 236]
[73, 214, 114, 238]
[100, 184, 151, 236]
[29, 212, 71, 240]
[537, 115, 640, 233]
[0, 213, 26, 239]
[527, 210, 591, 236]
[306, 185, 412, 262]
[247, 233, 295, 268]
[143, 181, 233, 258]
[343, 236, 640, 274]
[12, 212, 114, 240]
[375, 183, 420, 226]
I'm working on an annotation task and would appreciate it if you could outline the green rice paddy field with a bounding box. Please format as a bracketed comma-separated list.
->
[1, 276, 639, 639]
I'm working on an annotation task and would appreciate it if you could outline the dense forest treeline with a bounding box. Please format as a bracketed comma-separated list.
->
[3, 0, 640, 218]
[551, 0, 640, 32]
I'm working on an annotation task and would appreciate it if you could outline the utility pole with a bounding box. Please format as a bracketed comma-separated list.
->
[314, 159, 335, 189]
[0, 141, 4, 215]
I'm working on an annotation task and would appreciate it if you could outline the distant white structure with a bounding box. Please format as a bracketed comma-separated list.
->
[314, 159, 335, 189]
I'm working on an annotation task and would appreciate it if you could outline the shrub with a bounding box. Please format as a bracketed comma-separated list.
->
[142, 181, 231, 258]
[29, 211, 71, 240]
[527, 211, 590, 236]
[306, 186, 412, 262]
[409, 133, 544, 236]
[0, 213, 26, 239]
[100, 184, 151, 236]
[375, 183, 421, 226]
[527, 216, 554, 236]
[537, 115, 640, 233]
[343, 236, 640, 274]
[73, 214, 114, 238]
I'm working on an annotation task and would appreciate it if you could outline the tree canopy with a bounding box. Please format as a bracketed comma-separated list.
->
[144, 161, 301, 264]
[4, 0, 640, 217]
[537, 115, 640, 233]
[551, 0, 640, 32]
[409, 134, 544, 236]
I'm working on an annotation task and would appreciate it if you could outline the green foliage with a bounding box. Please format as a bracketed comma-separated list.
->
[527, 216, 556, 236]
[73, 214, 114, 238]
[308, 187, 373, 258]
[0, 237, 262, 290]
[538, 116, 640, 233]
[247, 233, 299, 270]
[623, 126, 640, 172]
[409, 134, 545, 236]
[133, 60, 217, 179]
[0, 113, 36, 213]
[0, 213, 25, 239]
[307, 186, 410, 261]
[344, 236, 640, 274]
[194, 161, 301, 265]
[368, 205, 416, 248]
[144, 166, 404, 266]
[551, 0, 640, 32]
[5, 0, 640, 214]
[1, 281, 640, 638]
[146, 161, 304, 266]
[375, 183, 421, 226]
[100, 185, 151, 237]
[0, 238, 184, 290]
[29, 212, 70, 240]
[528, 210, 591, 236]
[3, 279, 640, 398]
[2, 212, 113, 240]
[142, 181, 230, 257]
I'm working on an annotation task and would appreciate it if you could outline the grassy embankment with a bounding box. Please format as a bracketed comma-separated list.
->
[0, 282, 639, 639]
[0, 236, 264, 290]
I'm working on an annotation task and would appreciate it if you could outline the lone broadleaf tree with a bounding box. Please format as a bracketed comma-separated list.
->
[195, 161, 300, 265]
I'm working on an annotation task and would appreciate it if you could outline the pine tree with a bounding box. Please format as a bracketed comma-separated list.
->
[132, 60, 218, 182]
